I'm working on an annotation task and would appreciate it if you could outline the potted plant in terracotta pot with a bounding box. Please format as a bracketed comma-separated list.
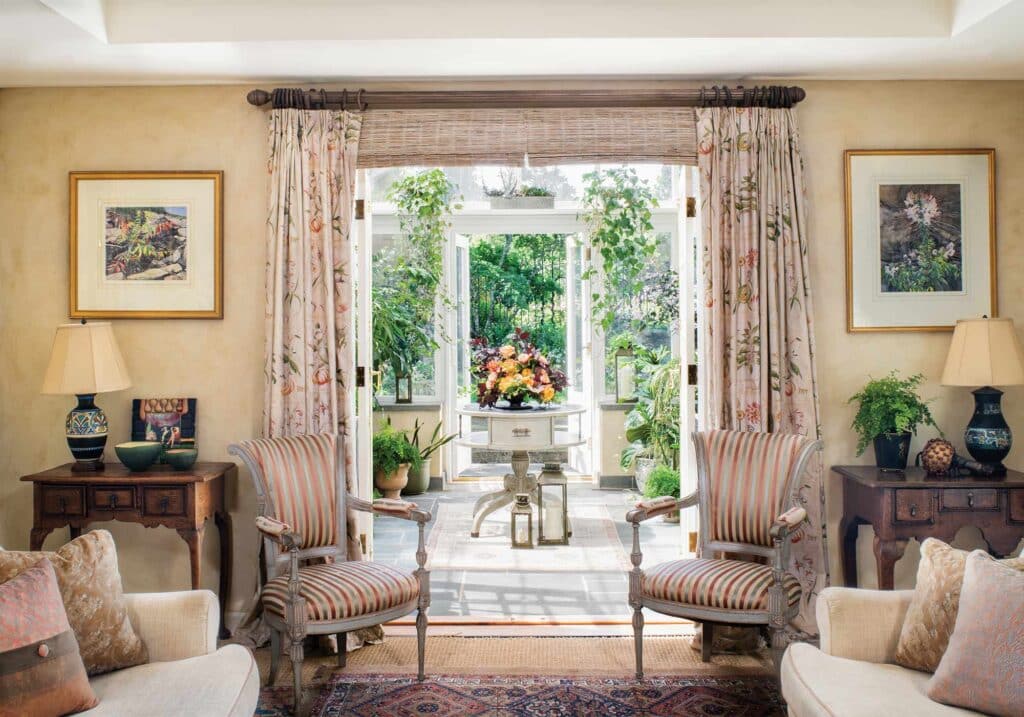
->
[643, 465, 681, 523]
[849, 371, 939, 470]
[373, 424, 422, 499]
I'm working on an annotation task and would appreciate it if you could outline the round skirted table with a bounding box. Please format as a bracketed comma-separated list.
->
[455, 403, 585, 540]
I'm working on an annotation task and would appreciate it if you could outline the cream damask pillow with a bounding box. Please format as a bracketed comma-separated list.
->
[0, 529, 148, 675]
[894, 538, 1024, 672]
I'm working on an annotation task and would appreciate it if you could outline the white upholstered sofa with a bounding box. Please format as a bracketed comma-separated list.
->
[82, 590, 259, 716]
[781, 587, 980, 716]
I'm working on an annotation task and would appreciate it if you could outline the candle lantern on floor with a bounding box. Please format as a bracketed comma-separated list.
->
[511, 493, 533, 549]
[537, 464, 569, 545]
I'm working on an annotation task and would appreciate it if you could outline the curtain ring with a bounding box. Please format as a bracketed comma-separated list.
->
[699, 86, 706, 106]
[319, 88, 327, 109]
[340, 88, 348, 111]
[357, 88, 367, 111]
[713, 86, 721, 106]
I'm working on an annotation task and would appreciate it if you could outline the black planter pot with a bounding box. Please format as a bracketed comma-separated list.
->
[874, 432, 912, 471]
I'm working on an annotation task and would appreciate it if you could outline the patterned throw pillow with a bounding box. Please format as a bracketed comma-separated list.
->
[0, 559, 98, 716]
[894, 538, 1024, 672]
[927, 551, 1024, 716]
[0, 530, 147, 675]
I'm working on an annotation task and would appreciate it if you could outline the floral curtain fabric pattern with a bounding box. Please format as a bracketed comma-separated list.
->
[260, 109, 381, 649]
[696, 107, 827, 635]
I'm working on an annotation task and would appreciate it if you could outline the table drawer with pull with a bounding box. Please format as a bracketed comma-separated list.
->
[142, 487, 187, 517]
[894, 490, 933, 523]
[487, 417, 553, 449]
[941, 489, 998, 512]
[41, 487, 85, 517]
[91, 487, 135, 511]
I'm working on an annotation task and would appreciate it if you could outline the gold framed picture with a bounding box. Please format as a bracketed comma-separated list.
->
[844, 149, 996, 332]
[69, 171, 223, 319]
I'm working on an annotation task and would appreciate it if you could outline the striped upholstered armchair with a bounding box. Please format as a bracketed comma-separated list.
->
[627, 429, 820, 677]
[229, 434, 430, 713]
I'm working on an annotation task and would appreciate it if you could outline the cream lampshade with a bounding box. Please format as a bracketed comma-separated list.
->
[941, 317, 1024, 475]
[42, 322, 131, 471]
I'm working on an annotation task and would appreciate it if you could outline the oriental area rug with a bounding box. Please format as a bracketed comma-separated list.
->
[255, 636, 784, 716]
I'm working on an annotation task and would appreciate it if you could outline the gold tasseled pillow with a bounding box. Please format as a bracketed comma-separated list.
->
[0, 530, 148, 675]
[894, 538, 1024, 672]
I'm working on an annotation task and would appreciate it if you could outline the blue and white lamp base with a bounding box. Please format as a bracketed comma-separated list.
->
[66, 393, 108, 472]
[964, 386, 1011, 476]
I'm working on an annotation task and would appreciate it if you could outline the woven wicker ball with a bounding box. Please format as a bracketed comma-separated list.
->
[920, 438, 954, 475]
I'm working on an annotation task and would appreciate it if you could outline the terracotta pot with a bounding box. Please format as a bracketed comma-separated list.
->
[375, 463, 411, 499]
[402, 462, 430, 496]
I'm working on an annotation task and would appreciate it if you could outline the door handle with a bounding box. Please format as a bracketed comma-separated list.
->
[159, 496, 170, 514]
[909, 504, 917, 517]
[512, 427, 532, 437]
[108, 493, 119, 509]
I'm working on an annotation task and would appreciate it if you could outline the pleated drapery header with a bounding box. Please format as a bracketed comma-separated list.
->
[356, 107, 697, 168]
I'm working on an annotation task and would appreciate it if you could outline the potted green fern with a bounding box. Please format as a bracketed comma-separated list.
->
[849, 372, 939, 470]
[643, 465, 681, 523]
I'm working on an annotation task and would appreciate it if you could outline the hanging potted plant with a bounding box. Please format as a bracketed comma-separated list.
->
[849, 371, 939, 470]
[402, 419, 458, 496]
[372, 424, 422, 499]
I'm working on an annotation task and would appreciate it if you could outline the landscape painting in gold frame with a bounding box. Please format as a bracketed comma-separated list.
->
[844, 149, 995, 332]
[70, 171, 223, 319]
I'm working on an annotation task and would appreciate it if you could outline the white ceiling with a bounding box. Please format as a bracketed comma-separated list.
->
[3, 0, 1024, 87]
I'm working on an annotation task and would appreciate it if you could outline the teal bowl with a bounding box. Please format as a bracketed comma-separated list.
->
[164, 448, 198, 471]
[115, 441, 162, 472]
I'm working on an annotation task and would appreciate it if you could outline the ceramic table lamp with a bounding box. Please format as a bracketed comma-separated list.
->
[42, 322, 131, 471]
[941, 317, 1024, 475]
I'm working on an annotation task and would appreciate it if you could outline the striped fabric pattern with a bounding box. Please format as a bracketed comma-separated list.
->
[239, 434, 338, 550]
[261, 562, 419, 621]
[642, 558, 801, 611]
[699, 430, 808, 547]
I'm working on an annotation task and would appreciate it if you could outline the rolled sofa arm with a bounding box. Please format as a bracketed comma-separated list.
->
[124, 590, 219, 662]
[817, 587, 914, 663]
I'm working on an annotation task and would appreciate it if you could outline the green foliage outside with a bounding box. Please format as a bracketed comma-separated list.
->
[848, 371, 939, 455]
[643, 465, 681, 499]
[621, 347, 681, 469]
[372, 424, 423, 476]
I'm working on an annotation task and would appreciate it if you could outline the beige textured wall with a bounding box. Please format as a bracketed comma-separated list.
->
[2, 81, 1023, 614]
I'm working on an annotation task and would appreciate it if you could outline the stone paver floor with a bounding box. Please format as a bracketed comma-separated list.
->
[373, 479, 686, 620]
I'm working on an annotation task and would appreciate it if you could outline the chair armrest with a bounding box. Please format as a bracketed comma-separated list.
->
[124, 590, 218, 662]
[255, 515, 303, 550]
[348, 493, 432, 524]
[770, 506, 807, 540]
[817, 587, 914, 663]
[626, 491, 698, 523]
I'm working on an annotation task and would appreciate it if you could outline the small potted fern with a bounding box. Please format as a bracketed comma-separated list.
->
[643, 465, 681, 523]
[848, 371, 939, 470]
[373, 425, 422, 499]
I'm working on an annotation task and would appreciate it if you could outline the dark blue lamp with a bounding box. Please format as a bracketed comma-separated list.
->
[42, 322, 131, 472]
[941, 317, 1024, 476]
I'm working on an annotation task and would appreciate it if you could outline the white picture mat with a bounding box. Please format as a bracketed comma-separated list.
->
[848, 153, 992, 329]
[76, 178, 217, 312]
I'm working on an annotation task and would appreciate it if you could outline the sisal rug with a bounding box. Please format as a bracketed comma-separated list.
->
[426, 503, 632, 572]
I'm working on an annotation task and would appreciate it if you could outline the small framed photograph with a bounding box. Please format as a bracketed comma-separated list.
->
[844, 149, 996, 332]
[70, 171, 223, 319]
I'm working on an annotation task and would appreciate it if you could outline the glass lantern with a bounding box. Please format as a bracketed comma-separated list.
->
[615, 347, 637, 403]
[537, 464, 569, 545]
[511, 493, 533, 549]
[395, 372, 413, 404]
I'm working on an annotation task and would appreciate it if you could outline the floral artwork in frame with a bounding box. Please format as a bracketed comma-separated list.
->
[845, 150, 996, 332]
[70, 171, 223, 319]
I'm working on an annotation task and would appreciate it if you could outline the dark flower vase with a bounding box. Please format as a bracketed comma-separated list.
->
[874, 432, 912, 471]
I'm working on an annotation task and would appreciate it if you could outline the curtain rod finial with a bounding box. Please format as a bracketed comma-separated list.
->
[789, 87, 806, 104]
[247, 89, 271, 106]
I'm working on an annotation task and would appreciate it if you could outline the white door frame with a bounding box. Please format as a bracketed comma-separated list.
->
[353, 169, 375, 557]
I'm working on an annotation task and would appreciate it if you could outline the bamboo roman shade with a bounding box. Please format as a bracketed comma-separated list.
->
[356, 108, 697, 168]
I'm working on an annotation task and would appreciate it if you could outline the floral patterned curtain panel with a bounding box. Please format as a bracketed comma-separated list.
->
[696, 107, 827, 635]
[257, 108, 380, 649]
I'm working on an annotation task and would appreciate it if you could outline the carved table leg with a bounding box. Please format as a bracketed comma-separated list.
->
[177, 525, 205, 591]
[839, 518, 859, 588]
[872, 536, 907, 590]
[30, 528, 53, 551]
[215, 511, 233, 639]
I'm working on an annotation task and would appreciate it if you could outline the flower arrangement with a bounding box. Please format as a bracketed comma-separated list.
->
[471, 329, 568, 408]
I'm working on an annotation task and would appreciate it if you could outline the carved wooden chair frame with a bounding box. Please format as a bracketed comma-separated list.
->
[627, 430, 821, 678]
[229, 435, 431, 713]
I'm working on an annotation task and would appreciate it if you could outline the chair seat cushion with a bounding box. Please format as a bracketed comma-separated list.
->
[262, 561, 419, 622]
[642, 558, 801, 611]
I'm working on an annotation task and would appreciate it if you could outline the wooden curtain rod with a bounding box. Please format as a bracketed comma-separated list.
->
[245, 86, 806, 111]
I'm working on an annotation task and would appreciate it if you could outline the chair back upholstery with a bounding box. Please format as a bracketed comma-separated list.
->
[693, 429, 816, 549]
[231, 434, 342, 553]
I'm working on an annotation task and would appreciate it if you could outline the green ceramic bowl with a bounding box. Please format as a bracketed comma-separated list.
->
[164, 448, 198, 471]
[114, 441, 162, 472]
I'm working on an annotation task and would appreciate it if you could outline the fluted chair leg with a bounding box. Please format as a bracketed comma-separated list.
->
[770, 627, 786, 673]
[290, 637, 305, 714]
[416, 608, 427, 681]
[268, 629, 281, 686]
[701, 623, 714, 663]
[632, 605, 644, 680]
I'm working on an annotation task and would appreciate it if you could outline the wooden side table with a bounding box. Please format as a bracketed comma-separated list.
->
[833, 465, 1024, 589]
[21, 461, 235, 638]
